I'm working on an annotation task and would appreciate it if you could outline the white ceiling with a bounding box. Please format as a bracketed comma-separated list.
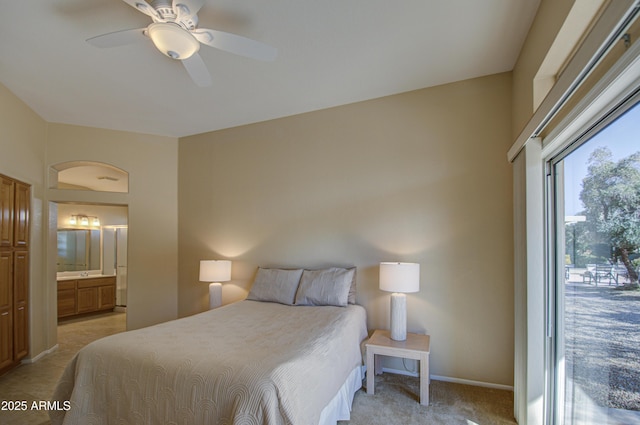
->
[0, 0, 540, 138]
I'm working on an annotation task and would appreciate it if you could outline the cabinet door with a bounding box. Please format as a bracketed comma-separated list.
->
[0, 305, 12, 370]
[0, 250, 12, 370]
[99, 284, 116, 310]
[12, 182, 29, 248]
[13, 251, 28, 305]
[13, 302, 27, 360]
[13, 251, 28, 360]
[0, 251, 11, 312]
[77, 287, 98, 314]
[0, 178, 13, 248]
[57, 288, 77, 318]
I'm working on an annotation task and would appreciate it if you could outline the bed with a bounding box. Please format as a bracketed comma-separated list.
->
[50, 267, 368, 425]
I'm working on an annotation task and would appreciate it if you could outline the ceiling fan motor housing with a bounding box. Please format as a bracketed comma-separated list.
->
[147, 0, 198, 29]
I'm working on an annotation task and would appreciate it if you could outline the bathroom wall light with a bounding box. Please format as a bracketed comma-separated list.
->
[69, 215, 101, 227]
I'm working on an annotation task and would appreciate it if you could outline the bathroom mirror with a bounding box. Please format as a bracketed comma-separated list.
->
[57, 229, 101, 272]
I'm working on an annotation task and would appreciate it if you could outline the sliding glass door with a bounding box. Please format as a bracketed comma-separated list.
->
[550, 101, 640, 424]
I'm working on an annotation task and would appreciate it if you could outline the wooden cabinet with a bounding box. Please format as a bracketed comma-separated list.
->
[12, 183, 29, 248]
[99, 284, 116, 310]
[0, 250, 13, 371]
[57, 276, 116, 319]
[57, 281, 77, 318]
[0, 174, 30, 375]
[77, 286, 98, 314]
[13, 250, 28, 360]
[0, 177, 14, 247]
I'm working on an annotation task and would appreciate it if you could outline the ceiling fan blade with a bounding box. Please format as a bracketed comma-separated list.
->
[192, 28, 277, 61]
[173, 0, 205, 20]
[120, 0, 161, 20]
[87, 28, 148, 48]
[182, 53, 212, 87]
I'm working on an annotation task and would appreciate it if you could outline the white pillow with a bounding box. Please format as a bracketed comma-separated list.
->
[294, 267, 355, 307]
[247, 267, 304, 305]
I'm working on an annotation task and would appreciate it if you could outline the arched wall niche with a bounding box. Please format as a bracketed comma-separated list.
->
[50, 161, 129, 193]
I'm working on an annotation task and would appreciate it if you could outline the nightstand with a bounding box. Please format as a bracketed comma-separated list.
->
[365, 329, 431, 406]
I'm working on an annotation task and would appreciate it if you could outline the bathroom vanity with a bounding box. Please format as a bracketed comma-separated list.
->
[57, 275, 116, 319]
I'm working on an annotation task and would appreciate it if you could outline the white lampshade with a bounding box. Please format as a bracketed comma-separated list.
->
[199, 260, 232, 282]
[148, 22, 200, 60]
[379, 262, 420, 293]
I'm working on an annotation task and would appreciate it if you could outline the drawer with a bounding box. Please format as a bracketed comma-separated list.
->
[57, 280, 76, 291]
[77, 277, 116, 289]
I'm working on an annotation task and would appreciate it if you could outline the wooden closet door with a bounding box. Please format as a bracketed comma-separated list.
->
[13, 251, 28, 360]
[0, 177, 14, 248]
[13, 182, 29, 248]
[0, 250, 13, 370]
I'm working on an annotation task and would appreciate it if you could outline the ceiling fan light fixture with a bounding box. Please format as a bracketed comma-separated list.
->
[148, 22, 199, 60]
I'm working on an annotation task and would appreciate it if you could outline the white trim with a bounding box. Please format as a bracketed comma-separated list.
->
[508, 0, 638, 162]
[21, 344, 59, 364]
[525, 140, 546, 425]
[512, 140, 546, 425]
[380, 367, 514, 391]
[431, 374, 514, 392]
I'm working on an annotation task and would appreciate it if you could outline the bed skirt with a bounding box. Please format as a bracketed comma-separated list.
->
[319, 365, 363, 424]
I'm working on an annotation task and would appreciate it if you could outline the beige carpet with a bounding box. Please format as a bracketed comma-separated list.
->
[344, 373, 516, 425]
[0, 311, 515, 424]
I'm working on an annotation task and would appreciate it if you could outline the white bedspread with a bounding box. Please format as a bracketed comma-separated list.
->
[50, 300, 367, 425]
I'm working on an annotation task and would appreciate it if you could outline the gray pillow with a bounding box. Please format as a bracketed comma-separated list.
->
[247, 268, 304, 305]
[295, 267, 355, 307]
[347, 267, 357, 304]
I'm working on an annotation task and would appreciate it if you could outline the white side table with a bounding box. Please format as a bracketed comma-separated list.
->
[365, 329, 431, 406]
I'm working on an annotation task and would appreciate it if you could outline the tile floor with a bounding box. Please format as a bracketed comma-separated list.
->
[0, 312, 126, 425]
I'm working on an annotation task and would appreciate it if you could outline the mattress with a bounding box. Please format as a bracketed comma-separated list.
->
[50, 300, 368, 425]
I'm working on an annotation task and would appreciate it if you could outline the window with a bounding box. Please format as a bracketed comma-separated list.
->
[550, 101, 640, 424]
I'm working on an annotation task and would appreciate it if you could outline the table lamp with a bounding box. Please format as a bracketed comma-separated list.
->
[199, 260, 232, 309]
[379, 262, 420, 341]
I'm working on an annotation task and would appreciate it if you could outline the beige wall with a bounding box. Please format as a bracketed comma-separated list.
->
[512, 0, 578, 139]
[46, 124, 179, 331]
[0, 83, 49, 357]
[1, 81, 180, 360]
[179, 72, 515, 386]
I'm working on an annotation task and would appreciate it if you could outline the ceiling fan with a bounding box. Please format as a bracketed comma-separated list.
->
[87, 0, 277, 87]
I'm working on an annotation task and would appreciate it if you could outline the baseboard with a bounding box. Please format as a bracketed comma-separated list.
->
[22, 344, 59, 364]
[430, 374, 514, 391]
[381, 367, 514, 391]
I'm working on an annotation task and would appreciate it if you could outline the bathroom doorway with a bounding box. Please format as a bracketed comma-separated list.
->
[55, 203, 128, 324]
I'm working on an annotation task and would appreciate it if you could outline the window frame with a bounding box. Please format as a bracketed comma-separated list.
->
[542, 59, 640, 425]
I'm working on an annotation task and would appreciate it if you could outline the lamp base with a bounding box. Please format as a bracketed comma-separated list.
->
[209, 282, 222, 309]
[390, 292, 407, 341]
